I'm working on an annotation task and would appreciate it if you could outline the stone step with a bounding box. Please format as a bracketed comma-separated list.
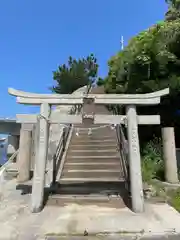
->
[69, 144, 116, 150]
[70, 139, 116, 144]
[6, 168, 18, 173]
[73, 123, 113, 127]
[47, 194, 127, 209]
[3, 170, 18, 180]
[60, 177, 125, 182]
[2, 163, 18, 180]
[63, 163, 120, 171]
[65, 159, 120, 164]
[71, 135, 116, 141]
[61, 170, 123, 179]
[67, 149, 118, 157]
[72, 127, 115, 132]
[67, 155, 119, 158]
[73, 124, 107, 128]
[66, 155, 120, 162]
[56, 180, 125, 188]
[72, 131, 115, 136]
[50, 194, 118, 200]
[65, 162, 120, 166]
[69, 149, 117, 153]
[63, 169, 120, 173]
[72, 132, 116, 138]
[52, 181, 126, 194]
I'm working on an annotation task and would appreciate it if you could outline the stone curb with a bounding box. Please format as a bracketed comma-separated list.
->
[44, 233, 180, 240]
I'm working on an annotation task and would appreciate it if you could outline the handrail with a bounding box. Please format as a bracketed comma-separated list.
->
[54, 105, 86, 163]
[54, 108, 76, 163]
[113, 106, 129, 191]
[51, 86, 90, 183]
[0, 149, 19, 181]
[0, 149, 19, 170]
[116, 125, 129, 180]
[8, 149, 19, 162]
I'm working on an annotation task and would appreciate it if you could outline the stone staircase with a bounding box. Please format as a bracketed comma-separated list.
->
[48, 123, 128, 206]
[48, 86, 128, 205]
[60, 125, 124, 183]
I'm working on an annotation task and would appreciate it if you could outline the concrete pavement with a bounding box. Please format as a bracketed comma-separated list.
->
[1, 179, 180, 239]
[45, 235, 180, 240]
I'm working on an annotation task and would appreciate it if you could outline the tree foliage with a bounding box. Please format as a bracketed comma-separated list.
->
[165, 0, 180, 9]
[105, 20, 180, 96]
[51, 54, 98, 94]
[165, 0, 180, 20]
[102, 1, 180, 130]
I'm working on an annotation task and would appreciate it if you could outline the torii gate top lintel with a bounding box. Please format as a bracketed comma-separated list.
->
[8, 87, 169, 106]
[8, 86, 170, 125]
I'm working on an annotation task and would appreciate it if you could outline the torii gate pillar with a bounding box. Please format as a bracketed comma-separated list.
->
[31, 103, 50, 213]
[126, 105, 144, 213]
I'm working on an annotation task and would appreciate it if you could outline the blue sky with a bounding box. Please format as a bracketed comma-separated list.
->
[0, 0, 168, 117]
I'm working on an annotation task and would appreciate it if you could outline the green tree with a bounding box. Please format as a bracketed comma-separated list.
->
[165, 0, 180, 20]
[102, 1, 180, 145]
[106, 20, 180, 96]
[51, 54, 98, 94]
[106, 20, 180, 127]
[165, 0, 180, 9]
[97, 77, 106, 86]
[104, 0, 180, 98]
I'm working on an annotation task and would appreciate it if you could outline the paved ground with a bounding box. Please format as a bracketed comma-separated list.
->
[45, 235, 180, 240]
[1, 179, 180, 239]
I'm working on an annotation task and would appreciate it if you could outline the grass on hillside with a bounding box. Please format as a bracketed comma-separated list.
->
[141, 137, 180, 212]
[141, 137, 164, 183]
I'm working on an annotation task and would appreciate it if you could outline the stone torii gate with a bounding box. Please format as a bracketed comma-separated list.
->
[8, 87, 170, 213]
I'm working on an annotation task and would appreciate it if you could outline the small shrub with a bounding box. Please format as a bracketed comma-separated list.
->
[168, 188, 180, 212]
[141, 137, 164, 182]
[141, 138, 180, 212]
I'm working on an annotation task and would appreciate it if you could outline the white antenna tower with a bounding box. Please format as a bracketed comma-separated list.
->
[120, 36, 124, 50]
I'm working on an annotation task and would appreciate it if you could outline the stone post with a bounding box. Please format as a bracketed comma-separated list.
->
[162, 127, 179, 184]
[126, 105, 144, 213]
[31, 103, 50, 213]
[17, 124, 32, 182]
